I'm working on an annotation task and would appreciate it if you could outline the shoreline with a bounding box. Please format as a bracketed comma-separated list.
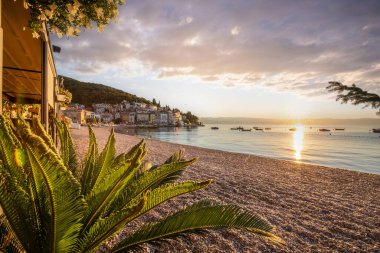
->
[115, 128, 379, 176]
[71, 127, 380, 252]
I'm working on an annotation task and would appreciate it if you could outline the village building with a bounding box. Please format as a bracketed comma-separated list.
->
[128, 112, 136, 124]
[158, 112, 168, 125]
[114, 112, 121, 120]
[136, 111, 149, 124]
[121, 100, 131, 111]
[149, 113, 156, 124]
[93, 103, 112, 114]
[101, 112, 113, 123]
[62, 109, 86, 125]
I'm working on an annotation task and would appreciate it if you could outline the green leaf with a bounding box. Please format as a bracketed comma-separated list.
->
[0, 165, 36, 252]
[18, 121, 85, 253]
[0, 117, 27, 189]
[81, 147, 144, 233]
[110, 200, 283, 252]
[74, 194, 146, 253]
[90, 128, 116, 192]
[31, 117, 59, 155]
[0, 214, 25, 253]
[80, 126, 99, 195]
[140, 180, 212, 215]
[13, 149, 27, 168]
[106, 159, 197, 216]
[54, 119, 78, 175]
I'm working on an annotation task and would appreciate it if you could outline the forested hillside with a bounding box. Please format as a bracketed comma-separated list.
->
[62, 76, 152, 107]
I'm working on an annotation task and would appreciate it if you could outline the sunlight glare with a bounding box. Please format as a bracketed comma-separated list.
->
[293, 124, 304, 161]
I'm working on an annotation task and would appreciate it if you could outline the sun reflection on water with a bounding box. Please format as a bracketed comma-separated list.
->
[293, 124, 304, 161]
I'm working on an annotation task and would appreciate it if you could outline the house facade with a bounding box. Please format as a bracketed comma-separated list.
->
[0, 0, 61, 131]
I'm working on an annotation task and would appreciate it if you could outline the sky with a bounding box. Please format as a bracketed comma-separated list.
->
[52, 0, 380, 119]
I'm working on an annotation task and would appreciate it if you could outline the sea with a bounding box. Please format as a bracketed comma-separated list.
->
[116, 124, 380, 175]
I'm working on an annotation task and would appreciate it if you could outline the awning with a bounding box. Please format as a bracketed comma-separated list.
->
[2, 0, 42, 104]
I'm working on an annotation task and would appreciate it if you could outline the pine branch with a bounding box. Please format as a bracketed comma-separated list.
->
[326, 82, 380, 115]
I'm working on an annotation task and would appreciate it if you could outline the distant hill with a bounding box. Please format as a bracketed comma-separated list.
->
[61, 76, 152, 107]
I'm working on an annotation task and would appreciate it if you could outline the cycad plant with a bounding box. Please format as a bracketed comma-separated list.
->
[0, 116, 283, 252]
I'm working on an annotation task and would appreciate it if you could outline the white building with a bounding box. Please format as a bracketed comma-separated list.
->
[93, 103, 112, 114]
[101, 112, 113, 123]
[159, 113, 168, 125]
[121, 100, 131, 111]
[128, 112, 136, 124]
[168, 111, 182, 125]
[136, 112, 149, 123]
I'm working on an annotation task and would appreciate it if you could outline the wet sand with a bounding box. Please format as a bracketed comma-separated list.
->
[71, 127, 380, 253]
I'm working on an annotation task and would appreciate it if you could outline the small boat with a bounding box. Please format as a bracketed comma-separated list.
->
[289, 128, 296, 131]
[319, 128, 331, 132]
[372, 128, 380, 133]
[241, 128, 252, 131]
[255, 128, 263, 131]
[334, 128, 345, 131]
[211, 127, 219, 130]
[265, 127, 271, 130]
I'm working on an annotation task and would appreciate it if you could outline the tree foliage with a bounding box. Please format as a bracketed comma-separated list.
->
[0, 116, 283, 252]
[183, 111, 199, 124]
[326, 82, 380, 115]
[22, 0, 125, 38]
[62, 76, 152, 107]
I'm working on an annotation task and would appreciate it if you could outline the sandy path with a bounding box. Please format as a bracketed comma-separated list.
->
[71, 127, 380, 253]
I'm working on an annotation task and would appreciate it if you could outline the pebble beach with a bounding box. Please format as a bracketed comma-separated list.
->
[71, 126, 380, 253]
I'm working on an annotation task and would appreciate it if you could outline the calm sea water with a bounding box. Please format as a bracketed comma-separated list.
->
[117, 124, 380, 175]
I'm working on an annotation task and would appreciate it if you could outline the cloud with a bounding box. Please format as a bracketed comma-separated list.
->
[230, 26, 241, 36]
[52, 0, 380, 96]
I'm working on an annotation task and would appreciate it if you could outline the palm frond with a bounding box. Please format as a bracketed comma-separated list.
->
[92, 128, 116, 190]
[31, 117, 59, 155]
[54, 119, 78, 175]
[0, 214, 24, 253]
[18, 121, 86, 252]
[74, 194, 146, 253]
[140, 180, 211, 215]
[80, 126, 99, 195]
[110, 200, 283, 252]
[106, 159, 197, 216]
[0, 165, 37, 252]
[151, 150, 188, 187]
[0, 117, 27, 188]
[82, 147, 145, 232]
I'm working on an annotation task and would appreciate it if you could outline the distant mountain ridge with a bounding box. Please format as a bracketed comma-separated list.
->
[201, 117, 380, 126]
[61, 76, 152, 107]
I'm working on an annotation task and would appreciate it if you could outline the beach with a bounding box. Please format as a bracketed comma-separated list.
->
[71, 127, 380, 253]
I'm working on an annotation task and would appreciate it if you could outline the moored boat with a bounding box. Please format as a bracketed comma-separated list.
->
[372, 128, 380, 133]
[334, 128, 345, 131]
[241, 128, 252, 131]
[265, 127, 271, 130]
[319, 128, 331, 132]
[211, 127, 219, 130]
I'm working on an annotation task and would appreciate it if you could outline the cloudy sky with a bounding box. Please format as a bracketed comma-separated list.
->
[53, 0, 380, 119]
